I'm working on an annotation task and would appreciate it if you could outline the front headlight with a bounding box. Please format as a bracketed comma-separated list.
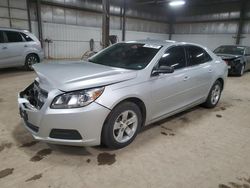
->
[51, 87, 104, 109]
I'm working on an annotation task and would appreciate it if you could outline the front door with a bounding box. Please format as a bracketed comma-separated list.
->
[150, 45, 192, 120]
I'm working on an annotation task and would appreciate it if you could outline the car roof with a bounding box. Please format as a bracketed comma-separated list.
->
[0, 27, 29, 33]
[216, 45, 248, 48]
[125, 39, 209, 49]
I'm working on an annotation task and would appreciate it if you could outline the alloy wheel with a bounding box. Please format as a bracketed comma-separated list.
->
[113, 110, 138, 143]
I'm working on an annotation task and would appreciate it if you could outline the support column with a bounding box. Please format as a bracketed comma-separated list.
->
[236, 0, 246, 45]
[122, 0, 126, 41]
[102, 0, 110, 48]
[36, 0, 43, 47]
[27, 0, 32, 32]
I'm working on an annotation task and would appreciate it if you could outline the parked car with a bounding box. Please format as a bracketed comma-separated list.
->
[18, 40, 227, 149]
[214, 45, 250, 76]
[0, 28, 44, 70]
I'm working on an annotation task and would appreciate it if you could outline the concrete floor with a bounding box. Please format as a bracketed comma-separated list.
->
[0, 67, 250, 188]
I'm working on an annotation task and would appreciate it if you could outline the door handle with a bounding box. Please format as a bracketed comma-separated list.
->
[183, 76, 190, 81]
[24, 45, 28, 47]
[2, 46, 7, 50]
[208, 69, 213, 73]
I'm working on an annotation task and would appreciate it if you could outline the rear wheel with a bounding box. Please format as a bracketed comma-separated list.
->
[203, 80, 222, 108]
[25, 54, 39, 71]
[101, 102, 142, 149]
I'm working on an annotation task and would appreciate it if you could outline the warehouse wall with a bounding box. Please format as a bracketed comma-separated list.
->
[0, 0, 29, 30]
[172, 3, 250, 50]
[172, 21, 238, 50]
[29, 1, 169, 59]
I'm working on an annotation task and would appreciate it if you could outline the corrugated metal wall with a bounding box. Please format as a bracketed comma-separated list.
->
[29, 2, 169, 59]
[172, 3, 250, 50]
[0, 0, 29, 30]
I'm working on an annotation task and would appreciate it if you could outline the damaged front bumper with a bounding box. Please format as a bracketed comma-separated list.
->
[18, 81, 110, 146]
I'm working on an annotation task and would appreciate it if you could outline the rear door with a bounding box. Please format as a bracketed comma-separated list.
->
[3, 31, 25, 66]
[0, 30, 9, 68]
[184, 45, 214, 102]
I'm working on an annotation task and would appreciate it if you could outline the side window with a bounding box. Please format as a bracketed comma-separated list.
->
[0, 31, 4, 43]
[5, 31, 23, 43]
[20, 32, 33, 42]
[186, 45, 212, 66]
[158, 46, 186, 70]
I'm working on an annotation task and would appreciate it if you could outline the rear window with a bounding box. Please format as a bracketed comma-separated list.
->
[186, 45, 212, 66]
[5, 31, 23, 43]
[20, 32, 33, 42]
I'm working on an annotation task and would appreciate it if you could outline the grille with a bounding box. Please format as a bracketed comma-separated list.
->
[21, 81, 48, 110]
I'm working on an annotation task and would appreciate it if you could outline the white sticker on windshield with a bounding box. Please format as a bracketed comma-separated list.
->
[143, 44, 161, 49]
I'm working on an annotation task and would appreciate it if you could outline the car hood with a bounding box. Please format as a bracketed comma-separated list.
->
[215, 53, 242, 60]
[33, 61, 137, 91]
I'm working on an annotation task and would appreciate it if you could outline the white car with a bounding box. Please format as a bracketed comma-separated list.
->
[0, 28, 44, 70]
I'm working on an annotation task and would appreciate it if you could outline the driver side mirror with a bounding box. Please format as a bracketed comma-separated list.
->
[151, 66, 174, 76]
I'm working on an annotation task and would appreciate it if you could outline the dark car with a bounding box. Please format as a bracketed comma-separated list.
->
[214, 45, 250, 76]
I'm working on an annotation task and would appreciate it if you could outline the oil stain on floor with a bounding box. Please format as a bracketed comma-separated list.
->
[216, 114, 223, 118]
[0, 168, 14, 179]
[0, 142, 12, 152]
[219, 176, 250, 188]
[25, 173, 42, 182]
[20, 141, 39, 147]
[30, 148, 52, 162]
[97, 152, 116, 165]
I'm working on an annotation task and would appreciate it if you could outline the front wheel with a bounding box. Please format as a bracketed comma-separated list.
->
[101, 102, 142, 149]
[236, 64, 245, 77]
[203, 80, 222, 108]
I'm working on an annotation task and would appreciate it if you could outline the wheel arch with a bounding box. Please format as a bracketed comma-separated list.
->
[26, 53, 40, 62]
[216, 77, 224, 90]
[104, 97, 147, 128]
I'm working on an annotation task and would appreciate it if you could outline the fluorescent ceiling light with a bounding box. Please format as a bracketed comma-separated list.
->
[169, 0, 185, 7]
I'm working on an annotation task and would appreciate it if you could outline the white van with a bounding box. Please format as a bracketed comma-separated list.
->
[0, 28, 44, 70]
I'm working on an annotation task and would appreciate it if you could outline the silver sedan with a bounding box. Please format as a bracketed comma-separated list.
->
[18, 40, 228, 149]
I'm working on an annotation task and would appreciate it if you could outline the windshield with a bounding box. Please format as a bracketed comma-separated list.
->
[214, 46, 245, 55]
[89, 43, 162, 70]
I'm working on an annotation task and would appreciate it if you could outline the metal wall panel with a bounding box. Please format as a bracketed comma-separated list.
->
[9, 0, 27, 9]
[126, 18, 169, 34]
[174, 22, 238, 34]
[76, 10, 102, 28]
[10, 8, 28, 19]
[0, 0, 8, 6]
[243, 21, 250, 34]
[52, 6, 65, 23]
[0, 0, 29, 30]
[42, 5, 53, 22]
[0, 7, 9, 18]
[0, 18, 10, 27]
[11, 19, 29, 29]
[65, 9, 77, 25]
[110, 15, 121, 30]
[172, 34, 235, 50]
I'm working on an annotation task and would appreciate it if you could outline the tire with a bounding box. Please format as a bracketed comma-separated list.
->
[101, 102, 142, 149]
[25, 54, 39, 71]
[203, 80, 222, 108]
[236, 64, 245, 77]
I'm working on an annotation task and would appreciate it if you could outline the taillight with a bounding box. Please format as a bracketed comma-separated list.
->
[224, 60, 228, 65]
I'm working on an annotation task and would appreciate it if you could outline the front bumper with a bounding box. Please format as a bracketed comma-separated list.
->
[18, 86, 110, 146]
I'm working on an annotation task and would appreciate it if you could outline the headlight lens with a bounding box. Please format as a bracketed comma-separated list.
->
[51, 87, 104, 109]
